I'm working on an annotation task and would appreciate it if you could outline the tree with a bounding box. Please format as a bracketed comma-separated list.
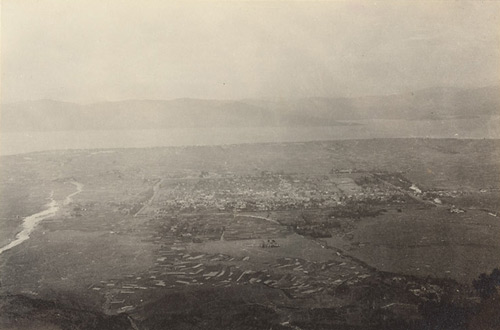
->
[473, 268, 500, 300]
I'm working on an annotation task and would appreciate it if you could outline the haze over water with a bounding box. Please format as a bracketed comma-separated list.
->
[2, 2, 498, 157]
[2, 117, 499, 156]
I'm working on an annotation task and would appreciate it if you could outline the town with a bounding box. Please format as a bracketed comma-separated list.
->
[1, 139, 499, 329]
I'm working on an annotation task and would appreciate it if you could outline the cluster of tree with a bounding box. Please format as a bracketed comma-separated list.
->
[354, 175, 380, 187]
[328, 201, 386, 219]
[473, 268, 500, 300]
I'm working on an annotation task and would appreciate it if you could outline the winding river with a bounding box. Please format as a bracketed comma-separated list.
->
[0, 181, 83, 255]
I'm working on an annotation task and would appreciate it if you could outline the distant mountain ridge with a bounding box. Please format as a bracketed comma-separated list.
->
[1, 85, 498, 132]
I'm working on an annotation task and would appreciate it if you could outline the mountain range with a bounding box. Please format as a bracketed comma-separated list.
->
[1, 86, 498, 132]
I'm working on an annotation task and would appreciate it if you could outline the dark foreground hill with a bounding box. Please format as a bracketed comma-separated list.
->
[0, 294, 134, 330]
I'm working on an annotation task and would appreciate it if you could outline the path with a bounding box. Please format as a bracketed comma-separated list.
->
[234, 214, 281, 225]
[135, 179, 164, 217]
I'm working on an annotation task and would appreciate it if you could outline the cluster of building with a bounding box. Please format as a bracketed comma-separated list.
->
[148, 172, 405, 215]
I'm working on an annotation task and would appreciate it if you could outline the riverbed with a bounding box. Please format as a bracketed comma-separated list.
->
[0, 182, 83, 255]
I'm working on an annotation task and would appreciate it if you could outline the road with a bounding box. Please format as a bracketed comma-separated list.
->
[135, 178, 164, 217]
[234, 214, 281, 225]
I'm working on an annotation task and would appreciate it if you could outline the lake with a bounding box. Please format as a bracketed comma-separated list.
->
[1, 118, 499, 155]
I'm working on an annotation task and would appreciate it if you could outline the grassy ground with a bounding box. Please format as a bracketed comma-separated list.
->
[335, 207, 500, 283]
[0, 139, 499, 329]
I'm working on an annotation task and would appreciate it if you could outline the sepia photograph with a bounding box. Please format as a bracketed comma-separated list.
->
[1, 1, 499, 329]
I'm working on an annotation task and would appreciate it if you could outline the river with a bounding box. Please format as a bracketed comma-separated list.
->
[64, 181, 84, 205]
[0, 182, 83, 255]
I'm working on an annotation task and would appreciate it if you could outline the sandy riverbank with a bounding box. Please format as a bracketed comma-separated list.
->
[0, 182, 83, 255]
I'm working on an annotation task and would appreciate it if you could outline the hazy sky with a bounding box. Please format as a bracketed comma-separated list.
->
[1, 0, 499, 103]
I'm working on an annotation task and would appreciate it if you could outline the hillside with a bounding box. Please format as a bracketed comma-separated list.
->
[1, 86, 498, 132]
[0, 98, 353, 132]
[1, 139, 499, 329]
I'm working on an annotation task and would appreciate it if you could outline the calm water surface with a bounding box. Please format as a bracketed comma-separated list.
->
[1, 118, 499, 155]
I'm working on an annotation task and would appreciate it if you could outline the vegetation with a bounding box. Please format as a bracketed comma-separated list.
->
[473, 268, 500, 300]
[1, 139, 499, 329]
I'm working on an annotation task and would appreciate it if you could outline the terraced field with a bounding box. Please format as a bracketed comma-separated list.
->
[0, 139, 499, 329]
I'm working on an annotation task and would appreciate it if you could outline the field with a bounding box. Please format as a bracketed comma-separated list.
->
[0, 139, 499, 329]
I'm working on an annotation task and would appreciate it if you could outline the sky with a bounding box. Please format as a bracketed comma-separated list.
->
[1, 0, 499, 103]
